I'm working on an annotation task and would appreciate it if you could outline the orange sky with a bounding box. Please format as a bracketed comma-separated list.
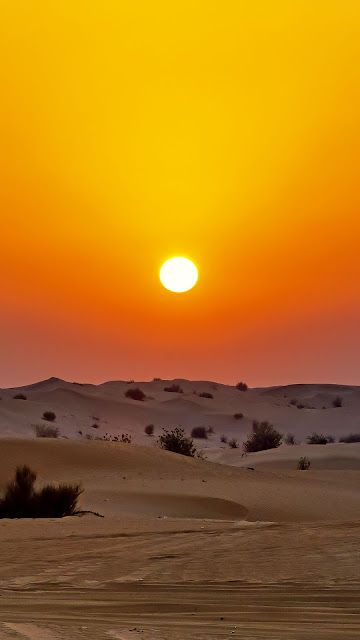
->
[1, 1, 360, 388]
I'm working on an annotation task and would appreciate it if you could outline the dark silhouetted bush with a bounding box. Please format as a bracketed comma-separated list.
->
[163, 384, 184, 394]
[236, 382, 248, 391]
[333, 396, 343, 408]
[228, 438, 239, 449]
[191, 426, 208, 439]
[297, 403, 305, 409]
[34, 424, 59, 438]
[298, 456, 311, 470]
[290, 399, 298, 406]
[43, 411, 56, 422]
[339, 433, 360, 443]
[91, 423, 99, 429]
[198, 392, 213, 399]
[153, 377, 161, 381]
[306, 433, 329, 445]
[327, 435, 336, 443]
[158, 427, 198, 457]
[0, 465, 82, 519]
[285, 433, 296, 445]
[145, 424, 154, 436]
[243, 421, 283, 453]
[233, 413, 244, 420]
[125, 388, 146, 401]
[220, 435, 228, 443]
[13, 394, 27, 400]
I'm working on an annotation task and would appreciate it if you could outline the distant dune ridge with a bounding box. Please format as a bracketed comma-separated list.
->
[1, 377, 360, 447]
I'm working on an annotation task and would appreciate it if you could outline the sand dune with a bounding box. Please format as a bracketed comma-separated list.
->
[1, 378, 360, 448]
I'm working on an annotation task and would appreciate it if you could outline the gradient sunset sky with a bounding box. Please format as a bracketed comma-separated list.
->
[1, 1, 360, 388]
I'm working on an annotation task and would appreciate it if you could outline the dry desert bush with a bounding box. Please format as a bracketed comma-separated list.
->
[0, 465, 82, 519]
[163, 384, 184, 394]
[339, 433, 360, 443]
[191, 426, 208, 439]
[42, 410, 56, 422]
[236, 381, 248, 391]
[228, 438, 239, 449]
[198, 391, 213, 399]
[298, 456, 311, 470]
[158, 427, 199, 457]
[145, 424, 154, 436]
[34, 424, 59, 438]
[125, 387, 146, 401]
[13, 393, 27, 400]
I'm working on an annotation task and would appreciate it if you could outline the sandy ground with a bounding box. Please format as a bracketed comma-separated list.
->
[0, 437, 360, 638]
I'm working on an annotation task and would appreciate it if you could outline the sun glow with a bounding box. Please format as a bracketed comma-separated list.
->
[160, 257, 198, 293]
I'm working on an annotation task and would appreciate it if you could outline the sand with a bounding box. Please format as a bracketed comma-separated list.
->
[1, 378, 360, 637]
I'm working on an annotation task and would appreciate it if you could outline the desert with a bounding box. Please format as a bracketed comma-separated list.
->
[1, 378, 360, 638]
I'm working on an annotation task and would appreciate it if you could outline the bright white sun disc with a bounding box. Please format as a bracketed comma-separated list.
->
[160, 257, 198, 293]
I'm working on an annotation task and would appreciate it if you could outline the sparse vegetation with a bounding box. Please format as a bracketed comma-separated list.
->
[290, 399, 298, 406]
[236, 382, 248, 392]
[0, 465, 82, 519]
[91, 423, 99, 429]
[327, 435, 336, 443]
[332, 396, 343, 408]
[306, 432, 332, 445]
[220, 435, 228, 443]
[145, 424, 154, 436]
[243, 421, 283, 453]
[228, 438, 239, 449]
[42, 411, 56, 422]
[233, 413, 244, 420]
[158, 427, 199, 457]
[191, 426, 208, 439]
[297, 403, 305, 409]
[34, 424, 59, 438]
[198, 392, 213, 399]
[285, 433, 296, 445]
[339, 433, 360, 443]
[13, 394, 27, 400]
[153, 377, 161, 381]
[163, 384, 184, 394]
[125, 388, 146, 401]
[298, 456, 311, 470]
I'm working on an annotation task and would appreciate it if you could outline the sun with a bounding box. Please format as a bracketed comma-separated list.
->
[160, 257, 198, 293]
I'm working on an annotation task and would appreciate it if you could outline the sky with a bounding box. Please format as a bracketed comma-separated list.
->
[1, 1, 360, 388]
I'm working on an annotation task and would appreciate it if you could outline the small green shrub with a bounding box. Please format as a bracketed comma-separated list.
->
[42, 411, 56, 422]
[243, 421, 283, 453]
[339, 433, 360, 443]
[125, 388, 146, 401]
[158, 427, 198, 457]
[34, 424, 59, 438]
[191, 426, 208, 439]
[13, 394, 27, 400]
[163, 384, 184, 394]
[332, 396, 343, 408]
[236, 382, 248, 391]
[298, 456, 311, 470]
[307, 433, 328, 445]
[145, 424, 154, 436]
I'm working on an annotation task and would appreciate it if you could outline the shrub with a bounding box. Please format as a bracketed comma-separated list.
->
[285, 433, 296, 445]
[298, 456, 311, 470]
[220, 435, 228, 443]
[34, 424, 59, 438]
[236, 382, 248, 392]
[290, 399, 298, 406]
[297, 403, 305, 409]
[332, 396, 343, 408]
[42, 411, 56, 422]
[91, 423, 99, 429]
[120, 433, 132, 443]
[228, 438, 239, 449]
[233, 413, 244, 420]
[306, 432, 329, 445]
[339, 433, 360, 443]
[158, 427, 198, 457]
[0, 465, 82, 519]
[198, 392, 213, 399]
[153, 377, 161, 381]
[243, 421, 283, 453]
[125, 388, 146, 401]
[191, 426, 208, 439]
[327, 435, 336, 443]
[163, 384, 184, 394]
[13, 394, 27, 400]
[145, 424, 154, 436]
